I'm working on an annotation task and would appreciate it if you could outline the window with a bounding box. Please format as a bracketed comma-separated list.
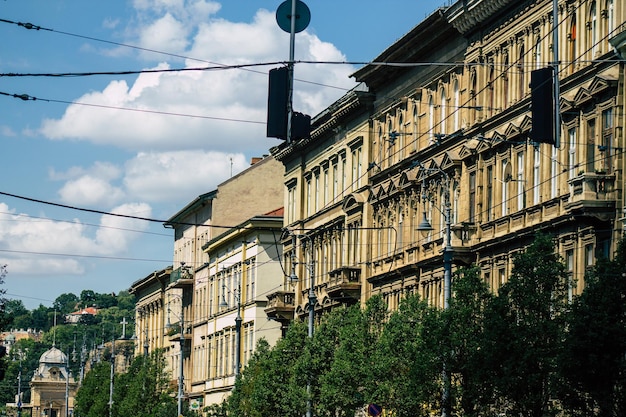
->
[486, 165, 493, 221]
[332, 162, 338, 201]
[569, 15, 577, 74]
[287, 182, 297, 224]
[551, 146, 558, 198]
[387, 119, 394, 167]
[517, 151, 525, 210]
[501, 159, 509, 216]
[585, 243, 594, 268]
[590, 1, 598, 57]
[469, 171, 476, 222]
[518, 45, 526, 100]
[412, 105, 419, 152]
[323, 167, 329, 206]
[586, 119, 596, 173]
[566, 249, 574, 302]
[605, 0, 614, 35]
[440, 88, 447, 135]
[533, 147, 541, 205]
[398, 112, 405, 160]
[306, 177, 312, 216]
[535, 36, 542, 69]
[453, 79, 460, 131]
[503, 54, 509, 108]
[568, 127, 577, 179]
[488, 63, 495, 117]
[602, 108, 613, 172]
[314, 172, 320, 212]
[429, 95, 435, 144]
[341, 155, 347, 196]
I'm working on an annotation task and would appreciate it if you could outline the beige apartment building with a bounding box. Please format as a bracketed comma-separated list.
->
[131, 155, 285, 410]
[272, 0, 625, 316]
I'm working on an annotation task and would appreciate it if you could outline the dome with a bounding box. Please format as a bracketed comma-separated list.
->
[39, 347, 68, 365]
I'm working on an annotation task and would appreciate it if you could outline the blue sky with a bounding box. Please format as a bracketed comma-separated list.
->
[0, 0, 446, 310]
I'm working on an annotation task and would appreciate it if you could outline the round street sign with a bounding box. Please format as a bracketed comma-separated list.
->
[368, 403, 382, 417]
[276, 0, 311, 33]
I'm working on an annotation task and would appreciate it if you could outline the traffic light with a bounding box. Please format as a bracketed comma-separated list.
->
[530, 67, 556, 146]
[267, 66, 311, 141]
[267, 66, 289, 139]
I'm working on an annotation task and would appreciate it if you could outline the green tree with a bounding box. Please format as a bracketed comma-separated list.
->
[371, 293, 441, 417]
[483, 234, 569, 417]
[74, 360, 112, 417]
[80, 290, 97, 308]
[559, 238, 626, 416]
[53, 293, 79, 315]
[1, 299, 31, 330]
[114, 350, 176, 417]
[315, 304, 371, 417]
[228, 322, 308, 417]
[444, 266, 494, 416]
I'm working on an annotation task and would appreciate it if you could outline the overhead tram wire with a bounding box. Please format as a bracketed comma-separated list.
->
[0, 190, 286, 233]
[0, 90, 267, 125]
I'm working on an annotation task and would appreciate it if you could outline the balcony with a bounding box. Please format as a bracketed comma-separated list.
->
[264, 290, 296, 324]
[566, 172, 616, 221]
[326, 266, 361, 301]
[169, 265, 194, 288]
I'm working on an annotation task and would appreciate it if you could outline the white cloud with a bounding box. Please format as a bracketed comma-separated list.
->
[0, 201, 152, 275]
[123, 150, 248, 202]
[38, 4, 357, 155]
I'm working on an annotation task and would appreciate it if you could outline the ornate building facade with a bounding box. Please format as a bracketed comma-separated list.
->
[272, 0, 624, 314]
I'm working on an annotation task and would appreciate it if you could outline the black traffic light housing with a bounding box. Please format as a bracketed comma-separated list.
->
[530, 67, 556, 146]
[267, 66, 311, 141]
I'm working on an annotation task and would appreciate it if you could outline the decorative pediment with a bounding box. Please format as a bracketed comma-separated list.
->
[573, 86, 593, 106]
[588, 74, 618, 96]
[519, 114, 533, 133]
[440, 150, 461, 171]
[386, 178, 398, 195]
[503, 122, 522, 138]
[399, 167, 419, 187]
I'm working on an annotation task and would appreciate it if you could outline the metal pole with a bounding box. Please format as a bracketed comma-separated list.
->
[441, 198, 452, 417]
[306, 239, 316, 417]
[178, 306, 185, 417]
[17, 357, 22, 417]
[286, 0, 296, 143]
[552, 0, 561, 148]
[109, 338, 115, 417]
[235, 286, 242, 377]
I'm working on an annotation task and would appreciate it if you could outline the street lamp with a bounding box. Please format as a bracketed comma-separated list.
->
[166, 295, 185, 417]
[415, 171, 453, 417]
[219, 283, 242, 377]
